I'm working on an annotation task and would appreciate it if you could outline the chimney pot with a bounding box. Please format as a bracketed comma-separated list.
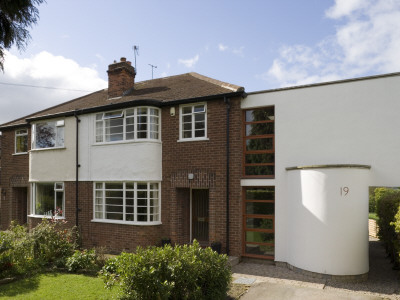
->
[120, 57, 126, 62]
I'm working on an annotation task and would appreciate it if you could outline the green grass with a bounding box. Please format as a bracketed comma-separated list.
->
[0, 272, 119, 300]
[369, 212, 379, 221]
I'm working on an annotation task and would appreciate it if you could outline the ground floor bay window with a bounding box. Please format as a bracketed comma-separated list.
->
[31, 182, 64, 217]
[243, 186, 275, 259]
[93, 182, 160, 225]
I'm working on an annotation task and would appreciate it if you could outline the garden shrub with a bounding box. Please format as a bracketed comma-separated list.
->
[100, 240, 231, 300]
[375, 187, 400, 265]
[0, 218, 78, 278]
[66, 249, 100, 273]
[31, 218, 76, 267]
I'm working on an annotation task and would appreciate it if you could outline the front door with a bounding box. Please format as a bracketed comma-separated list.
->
[192, 189, 209, 244]
[14, 187, 28, 224]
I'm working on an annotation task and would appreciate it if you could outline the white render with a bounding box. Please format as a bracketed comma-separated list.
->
[30, 117, 76, 182]
[29, 113, 162, 183]
[78, 113, 162, 182]
[241, 73, 400, 276]
[287, 167, 370, 275]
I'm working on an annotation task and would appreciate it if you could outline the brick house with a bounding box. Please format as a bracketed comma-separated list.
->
[0, 57, 247, 256]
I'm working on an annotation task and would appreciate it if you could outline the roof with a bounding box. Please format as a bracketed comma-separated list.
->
[0, 72, 244, 129]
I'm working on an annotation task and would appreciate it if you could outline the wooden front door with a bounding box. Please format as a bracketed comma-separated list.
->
[192, 189, 209, 243]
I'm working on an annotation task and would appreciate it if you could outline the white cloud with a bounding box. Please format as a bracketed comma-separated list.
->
[232, 46, 244, 57]
[178, 54, 199, 68]
[0, 51, 107, 125]
[218, 43, 228, 51]
[263, 0, 400, 87]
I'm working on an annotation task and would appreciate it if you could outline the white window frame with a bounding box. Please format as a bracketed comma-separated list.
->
[15, 128, 28, 154]
[92, 181, 161, 225]
[30, 182, 65, 218]
[179, 103, 208, 141]
[32, 120, 65, 150]
[95, 107, 160, 143]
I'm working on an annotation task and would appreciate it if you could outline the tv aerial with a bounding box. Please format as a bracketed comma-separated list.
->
[148, 64, 157, 79]
[132, 45, 139, 72]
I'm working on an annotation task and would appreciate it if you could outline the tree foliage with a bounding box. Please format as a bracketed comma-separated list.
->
[0, 0, 44, 71]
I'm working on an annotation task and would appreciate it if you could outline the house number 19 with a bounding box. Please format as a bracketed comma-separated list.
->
[340, 187, 349, 196]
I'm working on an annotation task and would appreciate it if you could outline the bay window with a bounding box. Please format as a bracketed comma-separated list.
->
[94, 182, 160, 224]
[31, 182, 64, 217]
[32, 120, 65, 149]
[96, 107, 160, 143]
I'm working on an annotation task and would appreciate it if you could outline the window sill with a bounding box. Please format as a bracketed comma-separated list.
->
[13, 152, 28, 156]
[93, 139, 161, 146]
[177, 137, 209, 143]
[28, 214, 65, 220]
[30, 147, 66, 152]
[91, 219, 161, 226]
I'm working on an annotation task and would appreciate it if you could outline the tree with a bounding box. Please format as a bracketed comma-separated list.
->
[0, 0, 44, 71]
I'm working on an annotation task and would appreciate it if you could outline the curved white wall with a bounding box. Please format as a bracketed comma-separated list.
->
[286, 166, 370, 275]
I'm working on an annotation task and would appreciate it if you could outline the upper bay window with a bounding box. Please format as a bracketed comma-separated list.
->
[243, 106, 275, 178]
[15, 128, 28, 153]
[96, 107, 160, 143]
[179, 103, 207, 141]
[32, 120, 65, 149]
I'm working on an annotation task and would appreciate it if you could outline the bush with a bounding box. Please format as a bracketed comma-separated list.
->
[31, 218, 76, 267]
[375, 187, 400, 265]
[66, 249, 100, 273]
[100, 240, 231, 300]
[0, 218, 78, 278]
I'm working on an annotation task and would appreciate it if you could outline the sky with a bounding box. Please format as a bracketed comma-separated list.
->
[1, 0, 400, 125]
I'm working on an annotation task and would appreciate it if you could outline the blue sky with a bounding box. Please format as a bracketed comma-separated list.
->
[1, 0, 400, 124]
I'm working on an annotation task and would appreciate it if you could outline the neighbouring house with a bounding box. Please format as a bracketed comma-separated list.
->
[0, 57, 245, 257]
[1, 56, 400, 279]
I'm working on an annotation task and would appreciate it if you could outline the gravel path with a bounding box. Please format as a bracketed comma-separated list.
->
[232, 237, 400, 299]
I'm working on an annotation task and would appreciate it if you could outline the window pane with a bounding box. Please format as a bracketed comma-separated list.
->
[56, 126, 64, 147]
[246, 123, 274, 136]
[245, 153, 274, 164]
[246, 138, 273, 151]
[55, 192, 63, 216]
[194, 130, 205, 138]
[246, 218, 273, 230]
[194, 105, 205, 113]
[183, 115, 191, 123]
[245, 166, 274, 176]
[245, 107, 274, 122]
[245, 244, 274, 256]
[138, 215, 147, 222]
[35, 183, 54, 216]
[245, 231, 274, 243]
[105, 183, 123, 190]
[246, 188, 275, 200]
[246, 202, 274, 215]
[16, 135, 28, 153]
[182, 107, 192, 114]
[183, 131, 192, 138]
[104, 110, 123, 119]
[194, 114, 205, 122]
[36, 122, 55, 148]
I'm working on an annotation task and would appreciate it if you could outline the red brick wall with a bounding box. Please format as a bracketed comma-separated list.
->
[0, 127, 30, 229]
[161, 97, 243, 256]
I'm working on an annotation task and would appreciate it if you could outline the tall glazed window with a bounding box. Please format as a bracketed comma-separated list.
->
[243, 186, 274, 259]
[243, 107, 274, 178]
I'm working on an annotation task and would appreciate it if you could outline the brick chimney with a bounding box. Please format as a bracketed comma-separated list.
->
[107, 57, 136, 98]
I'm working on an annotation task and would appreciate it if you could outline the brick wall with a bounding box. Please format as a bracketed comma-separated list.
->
[161, 97, 243, 256]
[0, 127, 30, 229]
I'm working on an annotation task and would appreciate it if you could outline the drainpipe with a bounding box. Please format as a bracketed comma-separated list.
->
[74, 111, 81, 227]
[224, 97, 231, 255]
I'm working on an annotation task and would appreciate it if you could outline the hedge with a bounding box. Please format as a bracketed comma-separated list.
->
[375, 187, 400, 267]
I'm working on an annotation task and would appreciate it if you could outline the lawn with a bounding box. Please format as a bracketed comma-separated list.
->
[0, 272, 119, 300]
